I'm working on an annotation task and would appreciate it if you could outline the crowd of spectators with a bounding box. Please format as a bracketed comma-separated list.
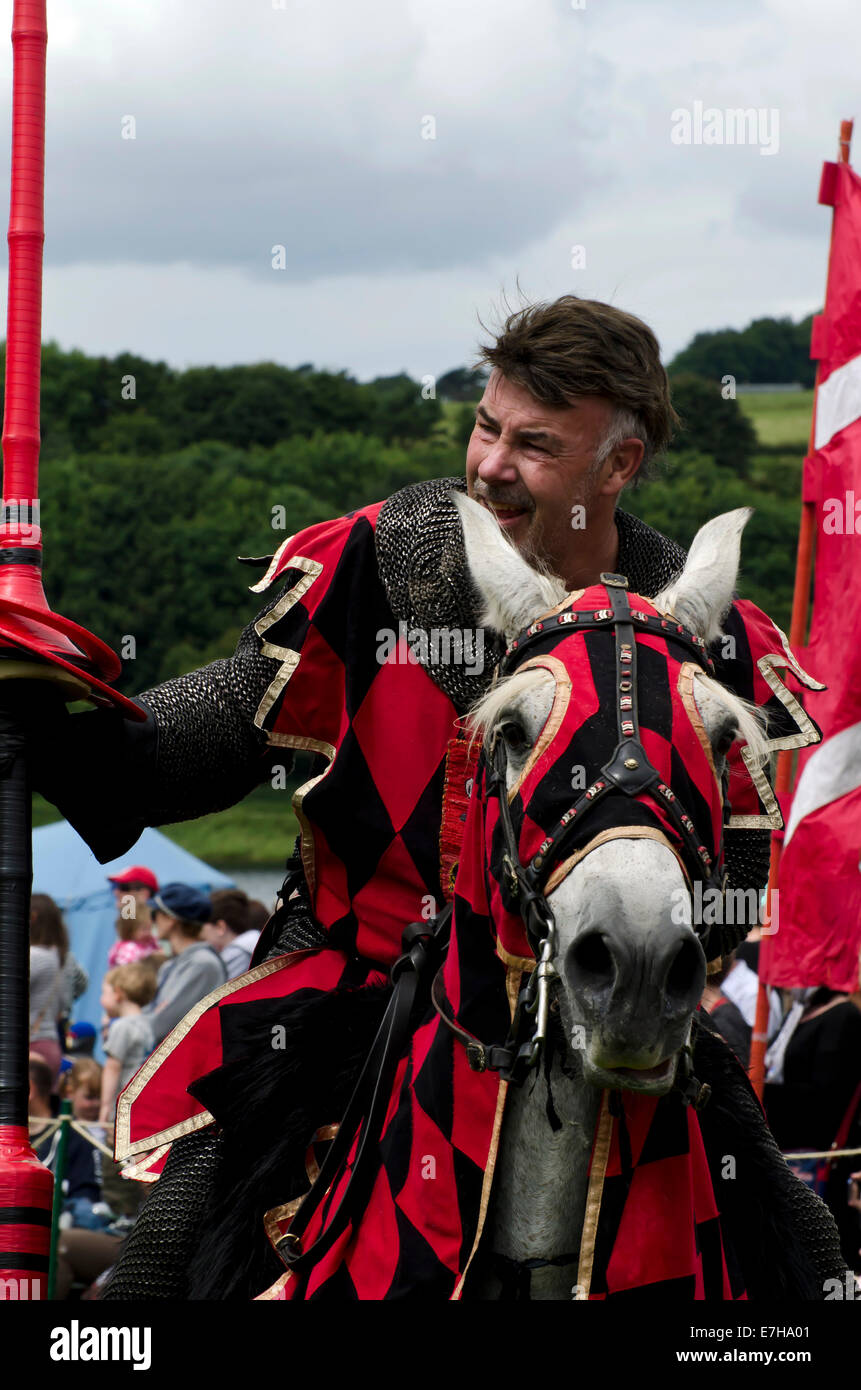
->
[27, 866, 269, 1297]
[704, 929, 861, 1278]
[31, 860, 861, 1294]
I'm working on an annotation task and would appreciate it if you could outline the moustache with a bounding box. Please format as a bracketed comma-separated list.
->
[473, 487, 535, 512]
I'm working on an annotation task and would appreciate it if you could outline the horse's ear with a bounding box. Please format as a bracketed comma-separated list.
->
[451, 492, 566, 642]
[650, 508, 752, 643]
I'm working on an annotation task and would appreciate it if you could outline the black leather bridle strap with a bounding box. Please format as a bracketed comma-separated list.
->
[431, 968, 514, 1074]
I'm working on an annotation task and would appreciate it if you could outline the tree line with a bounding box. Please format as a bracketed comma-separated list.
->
[0, 322, 808, 694]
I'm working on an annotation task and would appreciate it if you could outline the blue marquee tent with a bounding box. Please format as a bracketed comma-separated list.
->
[32, 821, 235, 1060]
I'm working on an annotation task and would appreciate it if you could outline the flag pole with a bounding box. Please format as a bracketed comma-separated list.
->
[748, 118, 854, 1101]
[0, 0, 145, 1299]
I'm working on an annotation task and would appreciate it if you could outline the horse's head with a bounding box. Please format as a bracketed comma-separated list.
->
[455, 493, 768, 1097]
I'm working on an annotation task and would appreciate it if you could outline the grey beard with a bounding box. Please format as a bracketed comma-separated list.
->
[514, 470, 603, 585]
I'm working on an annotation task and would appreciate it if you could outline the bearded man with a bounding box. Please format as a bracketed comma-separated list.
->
[33, 295, 844, 1299]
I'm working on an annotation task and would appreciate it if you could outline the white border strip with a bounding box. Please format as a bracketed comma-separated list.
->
[815, 352, 861, 451]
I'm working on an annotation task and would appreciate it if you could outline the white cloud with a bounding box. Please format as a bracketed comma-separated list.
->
[0, 0, 854, 374]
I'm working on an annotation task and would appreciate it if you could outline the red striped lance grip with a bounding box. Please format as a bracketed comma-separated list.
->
[3, 0, 45, 541]
[0, 1126, 52, 1299]
[0, 3, 52, 1302]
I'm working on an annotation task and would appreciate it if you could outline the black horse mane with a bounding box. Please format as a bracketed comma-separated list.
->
[185, 983, 391, 1300]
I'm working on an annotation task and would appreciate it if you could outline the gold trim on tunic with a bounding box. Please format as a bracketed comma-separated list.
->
[265, 733, 337, 897]
[252, 555, 323, 728]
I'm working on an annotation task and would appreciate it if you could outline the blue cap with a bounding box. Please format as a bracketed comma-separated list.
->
[67, 1022, 96, 1040]
[152, 882, 212, 924]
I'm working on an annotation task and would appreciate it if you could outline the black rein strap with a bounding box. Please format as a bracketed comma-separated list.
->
[277, 906, 452, 1276]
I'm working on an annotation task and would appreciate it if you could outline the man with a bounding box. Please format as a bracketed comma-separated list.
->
[142, 884, 227, 1047]
[201, 889, 261, 980]
[31, 295, 835, 1297]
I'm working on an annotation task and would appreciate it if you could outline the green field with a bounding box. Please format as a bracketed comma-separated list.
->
[738, 390, 812, 449]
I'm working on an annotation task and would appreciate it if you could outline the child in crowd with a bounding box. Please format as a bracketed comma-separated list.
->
[99, 962, 157, 1221]
[99, 963, 156, 1124]
[30, 1054, 108, 1231]
[107, 865, 161, 968]
[63, 1056, 103, 1126]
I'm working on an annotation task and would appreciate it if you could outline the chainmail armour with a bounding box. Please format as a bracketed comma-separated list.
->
[373, 476, 689, 711]
[101, 477, 780, 1298]
[102, 1130, 223, 1300]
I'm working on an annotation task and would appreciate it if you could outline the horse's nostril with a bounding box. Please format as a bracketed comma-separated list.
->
[665, 937, 703, 1002]
[570, 931, 615, 987]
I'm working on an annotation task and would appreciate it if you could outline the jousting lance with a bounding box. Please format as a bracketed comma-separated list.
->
[0, 0, 143, 1299]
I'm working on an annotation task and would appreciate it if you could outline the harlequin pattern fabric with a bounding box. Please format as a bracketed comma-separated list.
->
[264, 586, 752, 1300]
[114, 499, 822, 1301]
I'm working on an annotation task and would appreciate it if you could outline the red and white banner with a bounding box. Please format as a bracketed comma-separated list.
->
[772, 157, 861, 992]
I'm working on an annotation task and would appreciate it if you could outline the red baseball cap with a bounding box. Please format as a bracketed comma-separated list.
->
[107, 865, 158, 892]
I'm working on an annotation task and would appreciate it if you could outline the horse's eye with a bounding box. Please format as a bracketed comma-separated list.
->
[499, 720, 529, 754]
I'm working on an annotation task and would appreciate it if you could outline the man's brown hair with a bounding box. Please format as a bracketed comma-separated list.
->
[209, 889, 250, 938]
[477, 295, 679, 480]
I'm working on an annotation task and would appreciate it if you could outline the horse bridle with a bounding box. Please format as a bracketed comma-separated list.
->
[440, 572, 728, 1088]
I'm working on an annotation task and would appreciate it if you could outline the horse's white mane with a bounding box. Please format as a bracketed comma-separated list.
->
[469, 663, 770, 767]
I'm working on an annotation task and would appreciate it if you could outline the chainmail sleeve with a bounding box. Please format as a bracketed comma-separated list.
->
[101, 1129, 223, 1301]
[136, 605, 285, 825]
[31, 589, 289, 863]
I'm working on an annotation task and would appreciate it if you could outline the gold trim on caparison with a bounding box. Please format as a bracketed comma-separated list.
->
[248, 536, 297, 594]
[120, 1144, 171, 1183]
[677, 663, 719, 788]
[452, 1076, 508, 1301]
[726, 636, 824, 830]
[505, 655, 572, 802]
[254, 1271, 293, 1300]
[533, 588, 586, 620]
[575, 1091, 613, 1300]
[115, 952, 318, 1162]
[543, 825, 691, 894]
[495, 938, 536, 976]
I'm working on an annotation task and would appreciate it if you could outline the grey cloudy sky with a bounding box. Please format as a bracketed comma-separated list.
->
[0, 0, 856, 379]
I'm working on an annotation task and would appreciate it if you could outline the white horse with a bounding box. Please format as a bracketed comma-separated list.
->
[454, 494, 769, 1299]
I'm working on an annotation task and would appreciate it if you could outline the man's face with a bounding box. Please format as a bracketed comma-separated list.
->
[200, 920, 224, 952]
[465, 371, 634, 578]
[152, 909, 174, 941]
